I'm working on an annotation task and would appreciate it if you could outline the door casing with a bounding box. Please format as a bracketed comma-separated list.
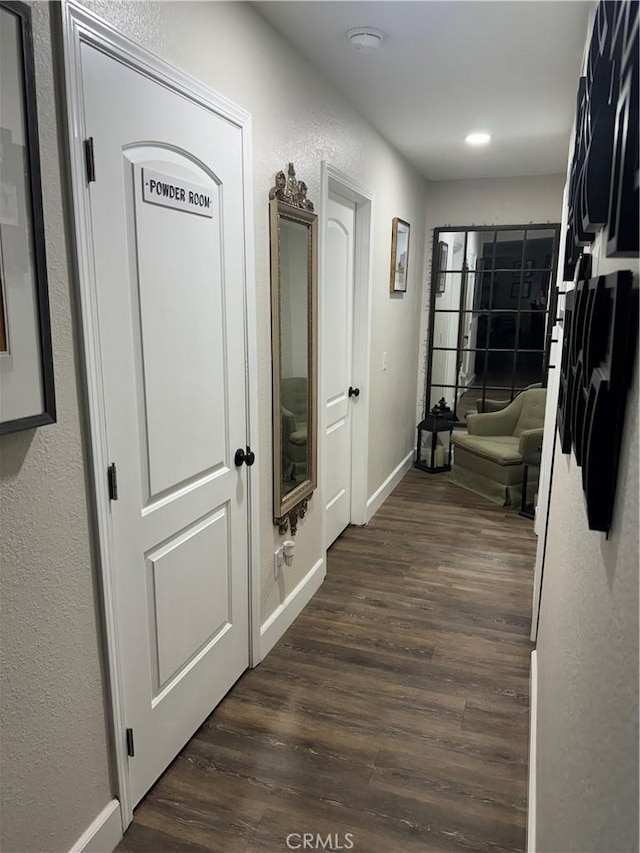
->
[319, 163, 374, 541]
[60, 0, 261, 830]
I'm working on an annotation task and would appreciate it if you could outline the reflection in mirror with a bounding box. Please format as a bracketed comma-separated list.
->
[429, 385, 457, 412]
[432, 310, 485, 390]
[431, 311, 460, 399]
[524, 229, 557, 263]
[495, 230, 526, 254]
[435, 232, 465, 271]
[280, 218, 309, 498]
[426, 224, 560, 424]
[270, 164, 318, 535]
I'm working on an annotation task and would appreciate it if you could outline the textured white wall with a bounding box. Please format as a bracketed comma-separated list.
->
[0, 4, 113, 852]
[535, 368, 638, 852]
[417, 173, 565, 420]
[0, 3, 427, 849]
[534, 227, 639, 850]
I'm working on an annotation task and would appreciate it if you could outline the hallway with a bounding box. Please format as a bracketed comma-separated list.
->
[118, 471, 536, 853]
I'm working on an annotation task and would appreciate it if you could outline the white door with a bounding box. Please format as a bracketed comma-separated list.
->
[81, 44, 249, 805]
[324, 194, 356, 547]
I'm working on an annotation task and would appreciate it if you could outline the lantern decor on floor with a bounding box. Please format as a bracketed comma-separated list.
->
[415, 398, 455, 473]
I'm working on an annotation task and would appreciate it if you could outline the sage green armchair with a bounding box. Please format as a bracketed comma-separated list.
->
[450, 388, 546, 506]
[475, 382, 542, 413]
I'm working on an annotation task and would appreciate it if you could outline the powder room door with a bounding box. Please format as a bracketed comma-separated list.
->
[77, 37, 252, 807]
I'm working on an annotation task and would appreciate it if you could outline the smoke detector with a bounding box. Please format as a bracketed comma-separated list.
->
[347, 27, 385, 52]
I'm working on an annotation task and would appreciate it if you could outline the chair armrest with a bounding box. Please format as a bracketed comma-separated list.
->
[466, 407, 518, 436]
[281, 408, 296, 442]
[519, 428, 544, 458]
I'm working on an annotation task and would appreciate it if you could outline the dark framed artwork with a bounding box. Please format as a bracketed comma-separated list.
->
[510, 281, 532, 299]
[390, 217, 410, 293]
[436, 240, 448, 293]
[513, 259, 533, 279]
[0, 1, 56, 434]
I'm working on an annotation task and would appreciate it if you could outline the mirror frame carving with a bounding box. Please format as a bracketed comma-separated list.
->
[269, 164, 318, 535]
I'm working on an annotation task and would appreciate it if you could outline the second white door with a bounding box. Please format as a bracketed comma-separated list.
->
[324, 194, 357, 547]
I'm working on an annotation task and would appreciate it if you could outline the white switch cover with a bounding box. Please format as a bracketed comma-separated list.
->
[382, 351, 388, 370]
[274, 546, 284, 578]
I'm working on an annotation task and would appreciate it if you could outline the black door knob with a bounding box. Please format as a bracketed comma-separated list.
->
[235, 446, 256, 467]
[348, 386, 360, 398]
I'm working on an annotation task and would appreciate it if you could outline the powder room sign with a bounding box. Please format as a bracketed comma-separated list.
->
[142, 168, 214, 218]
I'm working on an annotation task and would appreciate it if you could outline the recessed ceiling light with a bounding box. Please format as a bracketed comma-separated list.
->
[346, 27, 385, 52]
[465, 132, 492, 146]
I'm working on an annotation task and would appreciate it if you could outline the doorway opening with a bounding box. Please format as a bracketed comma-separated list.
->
[425, 224, 560, 423]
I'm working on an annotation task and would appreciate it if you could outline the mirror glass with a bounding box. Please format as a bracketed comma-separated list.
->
[269, 164, 318, 533]
[279, 217, 310, 497]
[427, 225, 560, 420]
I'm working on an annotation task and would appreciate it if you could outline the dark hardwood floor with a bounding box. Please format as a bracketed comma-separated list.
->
[117, 470, 536, 853]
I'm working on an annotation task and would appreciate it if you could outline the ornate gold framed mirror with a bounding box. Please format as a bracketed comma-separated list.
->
[269, 164, 318, 534]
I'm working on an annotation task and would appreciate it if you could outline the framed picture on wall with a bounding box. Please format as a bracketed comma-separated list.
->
[389, 217, 410, 293]
[513, 259, 534, 279]
[436, 240, 448, 293]
[0, 1, 56, 434]
[510, 281, 532, 299]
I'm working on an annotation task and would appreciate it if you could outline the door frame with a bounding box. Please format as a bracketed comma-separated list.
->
[530, 184, 570, 641]
[319, 163, 374, 542]
[60, 0, 261, 829]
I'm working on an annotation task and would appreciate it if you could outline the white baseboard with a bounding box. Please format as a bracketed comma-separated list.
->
[260, 557, 325, 660]
[527, 650, 538, 853]
[69, 799, 122, 853]
[366, 450, 413, 522]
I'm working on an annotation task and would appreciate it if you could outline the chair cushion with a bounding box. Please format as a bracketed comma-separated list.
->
[452, 444, 524, 486]
[452, 433, 522, 465]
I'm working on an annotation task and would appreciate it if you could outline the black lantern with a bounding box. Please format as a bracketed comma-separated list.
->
[415, 398, 455, 473]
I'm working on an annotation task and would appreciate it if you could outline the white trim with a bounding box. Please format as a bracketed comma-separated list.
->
[527, 650, 538, 853]
[241, 121, 262, 670]
[366, 450, 413, 522]
[60, 0, 259, 829]
[69, 800, 122, 853]
[319, 163, 374, 550]
[530, 180, 570, 642]
[260, 558, 326, 659]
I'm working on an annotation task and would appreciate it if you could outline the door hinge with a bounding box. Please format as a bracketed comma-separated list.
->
[126, 728, 135, 757]
[107, 462, 118, 501]
[84, 137, 96, 183]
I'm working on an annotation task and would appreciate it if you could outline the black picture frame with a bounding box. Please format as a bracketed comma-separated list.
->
[0, 1, 56, 434]
[436, 240, 448, 293]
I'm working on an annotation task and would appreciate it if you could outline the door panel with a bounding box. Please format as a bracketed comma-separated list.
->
[81, 44, 249, 805]
[148, 506, 230, 691]
[324, 195, 355, 547]
[129, 154, 226, 498]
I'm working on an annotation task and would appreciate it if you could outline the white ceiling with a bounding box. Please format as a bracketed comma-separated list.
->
[253, 1, 593, 181]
